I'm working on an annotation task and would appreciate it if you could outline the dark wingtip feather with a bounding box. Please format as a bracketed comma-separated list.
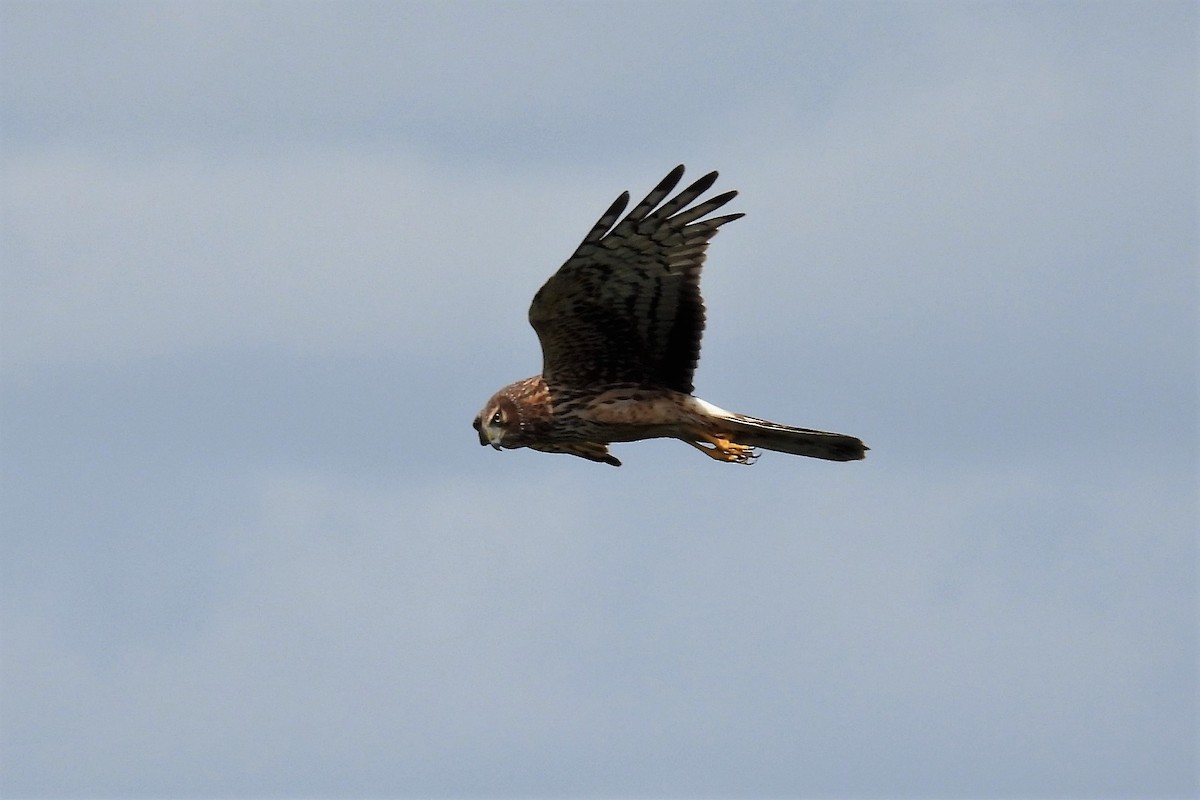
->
[683, 170, 720, 198]
[580, 191, 631, 244]
[658, 165, 686, 192]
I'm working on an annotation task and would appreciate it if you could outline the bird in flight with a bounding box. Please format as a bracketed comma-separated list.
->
[473, 165, 867, 467]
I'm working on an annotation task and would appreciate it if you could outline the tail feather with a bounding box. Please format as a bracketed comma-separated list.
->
[722, 413, 867, 462]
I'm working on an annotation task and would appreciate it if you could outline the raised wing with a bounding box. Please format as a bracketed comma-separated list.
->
[528, 165, 743, 393]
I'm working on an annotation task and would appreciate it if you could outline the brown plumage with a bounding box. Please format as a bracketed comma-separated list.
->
[472, 165, 867, 467]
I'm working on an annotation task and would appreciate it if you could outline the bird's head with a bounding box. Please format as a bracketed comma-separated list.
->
[473, 376, 551, 452]
[473, 391, 522, 450]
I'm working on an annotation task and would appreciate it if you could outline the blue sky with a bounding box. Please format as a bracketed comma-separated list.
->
[2, 2, 1196, 797]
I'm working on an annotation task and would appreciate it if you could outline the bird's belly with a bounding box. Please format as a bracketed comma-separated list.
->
[575, 389, 696, 442]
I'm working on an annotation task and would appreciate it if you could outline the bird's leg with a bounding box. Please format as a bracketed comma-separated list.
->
[686, 432, 758, 464]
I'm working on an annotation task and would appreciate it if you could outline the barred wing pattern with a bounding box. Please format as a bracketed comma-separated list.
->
[528, 165, 742, 393]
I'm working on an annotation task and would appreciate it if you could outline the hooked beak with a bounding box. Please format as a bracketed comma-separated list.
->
[476, 420, 503, 450]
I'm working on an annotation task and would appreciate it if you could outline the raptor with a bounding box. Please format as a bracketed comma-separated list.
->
[473, 165, 866, 467]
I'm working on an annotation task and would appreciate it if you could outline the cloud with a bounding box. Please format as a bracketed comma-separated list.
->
[4, 464, 1193, 795]
[2, 149, 584, 376]
[2, 2, 1195, 797]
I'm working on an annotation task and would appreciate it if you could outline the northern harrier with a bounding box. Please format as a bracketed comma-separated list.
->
[473, 165, 867, 467]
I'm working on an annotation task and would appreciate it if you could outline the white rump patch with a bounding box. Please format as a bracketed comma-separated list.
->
[687, 396, 737, 420]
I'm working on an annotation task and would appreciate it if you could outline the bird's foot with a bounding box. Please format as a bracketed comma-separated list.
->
[688, 433, 759, 465]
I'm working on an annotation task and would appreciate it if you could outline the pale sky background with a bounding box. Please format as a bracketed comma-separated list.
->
[1, 2, 1196, 797]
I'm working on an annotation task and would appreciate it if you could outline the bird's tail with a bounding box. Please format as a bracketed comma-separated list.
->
[719, 411, 868, 462]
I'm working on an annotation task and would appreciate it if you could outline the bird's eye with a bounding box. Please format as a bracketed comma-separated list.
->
[490, 410, 504, 426]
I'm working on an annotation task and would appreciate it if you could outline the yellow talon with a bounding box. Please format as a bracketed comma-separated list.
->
[687, 432, 758, 464]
